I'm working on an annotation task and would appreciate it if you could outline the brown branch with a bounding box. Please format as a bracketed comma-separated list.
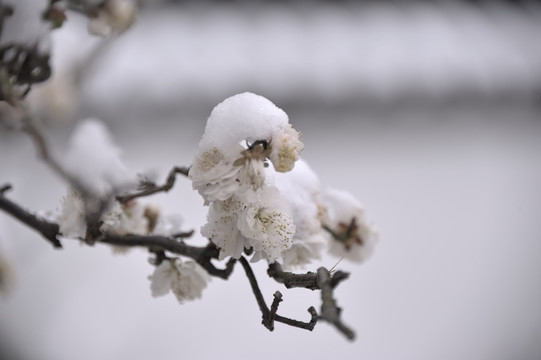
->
[267, 262, 319, 290]
[0, 185, 236, 279]
[117, 166, 190, 204]
[0, 184, 62, 248]
[316, 267, 355, 340]
[239, 256, 318, 332]
[195, 242, 236, 280]
[330, 270, 350, 288]
[239, 256, 270, 326]
[0, 185, 355, 339]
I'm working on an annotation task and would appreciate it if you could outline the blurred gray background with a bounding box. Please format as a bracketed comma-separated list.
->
[1, 0, 541, 359]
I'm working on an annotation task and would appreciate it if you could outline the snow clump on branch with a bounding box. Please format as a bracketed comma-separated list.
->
[56, 119, 181, 243]
[273, 159, 327, 269]
[63, 118, 134, 197]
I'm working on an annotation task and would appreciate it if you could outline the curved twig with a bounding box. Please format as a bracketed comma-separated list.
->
[239, 256, 319, 332]
[116, 166, 190, 204]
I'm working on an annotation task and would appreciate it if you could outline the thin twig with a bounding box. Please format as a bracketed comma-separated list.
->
[275, 307, 318, 330]
[268, 291, 283, 330]
[239, 256, 318, 332]
[239, 256, 270, 326]
[117, 166, 190, 204]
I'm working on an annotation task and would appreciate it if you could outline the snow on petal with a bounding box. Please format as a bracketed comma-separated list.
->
[57, 191, 86, 238]
[322, 189, 378, 263]
[274, 159, 325, 268]
[56, 191, 156, 240]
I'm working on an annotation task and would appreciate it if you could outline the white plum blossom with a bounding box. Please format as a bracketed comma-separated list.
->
[269, 125, 304, 173]
[189, 146, 243, 204]
[88, 0, 137, 37]
[201, 197, 250, 260]
[148, 258, 210, 304]
[236, 186, 295, 263]
[322, 189, 378, 263]
[100, 200, 149, 236]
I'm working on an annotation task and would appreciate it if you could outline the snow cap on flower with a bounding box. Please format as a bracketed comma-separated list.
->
[189, 93, 303, 203]
[322, 189, 378, 263]
[197, 92, 290, 158]
[148, 258, 211, 304]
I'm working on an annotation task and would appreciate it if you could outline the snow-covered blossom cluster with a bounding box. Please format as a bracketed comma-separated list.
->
[51, 118, 210, 302]
[191, 92, 378, 268]
[49, 94, 377, 308]
[55, 119, 183, 243]
[190, 93, 303, 264]
[57, 191, 170, 239]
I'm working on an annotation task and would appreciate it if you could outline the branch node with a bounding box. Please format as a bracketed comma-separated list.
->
[0, 184, 12, 194]
[316, 267, 355, 340]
